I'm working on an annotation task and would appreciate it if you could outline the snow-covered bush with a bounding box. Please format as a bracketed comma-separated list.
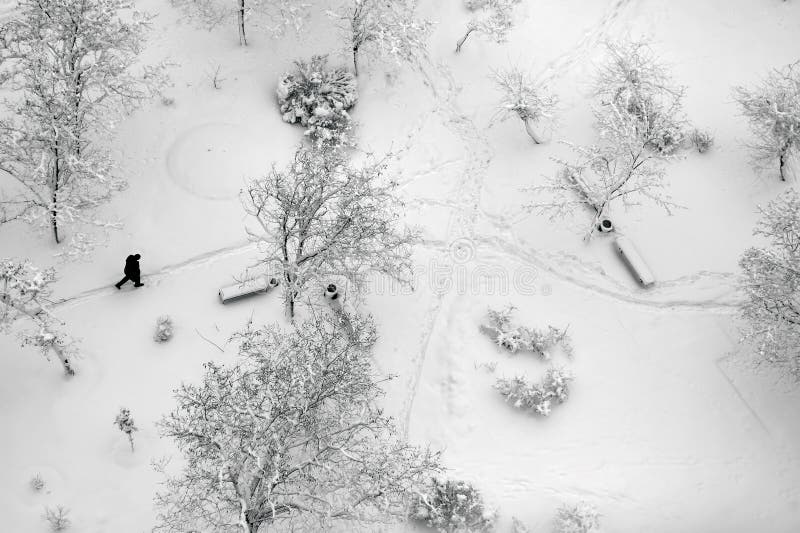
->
[689, 128, 714, 153]
[495, 367, 573, 416]
[30, 473, 46, 492]
[480, 305, 573, 359]
[42, 506, 71, 531]
[733, 61, 800, 181]
[493, 66, 558, 144]
[276, 55, 358, 147]
[553, 501, 600, 533]
[114, 407, 138, 451]
[154, 315, 174, 343]
[411, 477, 497, 532]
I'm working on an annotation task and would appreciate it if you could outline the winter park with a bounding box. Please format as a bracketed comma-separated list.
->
[1, 0, 800, 531]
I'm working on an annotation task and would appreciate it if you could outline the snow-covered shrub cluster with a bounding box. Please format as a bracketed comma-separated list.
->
[733, 61, 800, 181]
[277, 55, 358, 147]
[114, 407, 138, 451]
[495, 367, 573, 416]
[154, 315, 174, 343]
[481, 305, 573, 359]
[411, 477, 497, 533]
[493, 66, 558, 144]
[689, 128, 714, 153]
[553, 501, 601, 533]
[42, 506, 71, 531]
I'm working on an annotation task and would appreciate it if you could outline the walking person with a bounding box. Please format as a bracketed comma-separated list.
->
[115, 253, 144, 289]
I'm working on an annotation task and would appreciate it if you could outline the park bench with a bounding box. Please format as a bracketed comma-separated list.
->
[219, 276, 279, 304]
[614, 236, 655, 287]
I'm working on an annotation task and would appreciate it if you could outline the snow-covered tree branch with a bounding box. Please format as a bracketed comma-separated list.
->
[170, 0, 309, 46]
[739, 189, 800, 379]
[0, 0, 167, 258]
[242, 145, 418, 320]
[492, 66, 558, 144]
[327, 0, 433, 76]
[0, 258, 77, 375]
[733, 61, 800, 181]
[455, 0, 521, 53]
[155, 312, 441, 533]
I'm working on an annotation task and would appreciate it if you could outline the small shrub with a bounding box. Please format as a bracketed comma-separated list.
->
[114, 407, 138, 451]
[647, 121, 686, 155]
[154, 315, 173, 343]
[553, 501, 600, 533]
[30, 473, 45, 492]
[411, 478, 497, 533]
[481, 305, 573, 359]
[276, 55, 358, 147]
[689, 128, 714, 153]
[495, 367, 573, 416]
[160, 95, 175, 106]
[42, 506, 71, 532]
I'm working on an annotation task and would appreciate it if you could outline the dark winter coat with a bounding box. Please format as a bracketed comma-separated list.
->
[124, 254, 141, 277]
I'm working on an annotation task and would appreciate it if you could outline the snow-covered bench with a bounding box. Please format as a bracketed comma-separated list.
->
[614, 236, 655, 287]
[219, 276, 279, 304]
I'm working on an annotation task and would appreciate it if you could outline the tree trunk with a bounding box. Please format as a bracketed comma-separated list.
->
[455, 28, 474, 52]
[353, 45, 359, 76]
[238, 0, 247, 46]
[51, 148, 60, 244]
[779, 141, 790, 181]
[523, 118, 541, 144]
[51, 343, 75, 376]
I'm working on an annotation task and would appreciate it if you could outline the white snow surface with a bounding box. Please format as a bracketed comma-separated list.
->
[2, 0, 800, 531]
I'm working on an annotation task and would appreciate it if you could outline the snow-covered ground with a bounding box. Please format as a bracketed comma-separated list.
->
[2, 0, 800, 531]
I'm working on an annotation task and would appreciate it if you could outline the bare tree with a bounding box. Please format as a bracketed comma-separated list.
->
[733, 62, 800, 181]
[242, 146, 417, 320]
[155, 312, 441, 533]
[327, 0, 433, 76]
[0, 258, 77, 375]
[527, 102, 679, 239]
[594, 39, 688, 155]
[492, 66, 558, 144]
[455, 0, 521, 53]
[170, 0, 309, 46]
[0, 0, 166, 257]
[527, 39, 685, 239]
[739, 189, 800, 379]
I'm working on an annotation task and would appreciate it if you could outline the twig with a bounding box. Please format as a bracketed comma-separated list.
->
[194, 328, 225, 353]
